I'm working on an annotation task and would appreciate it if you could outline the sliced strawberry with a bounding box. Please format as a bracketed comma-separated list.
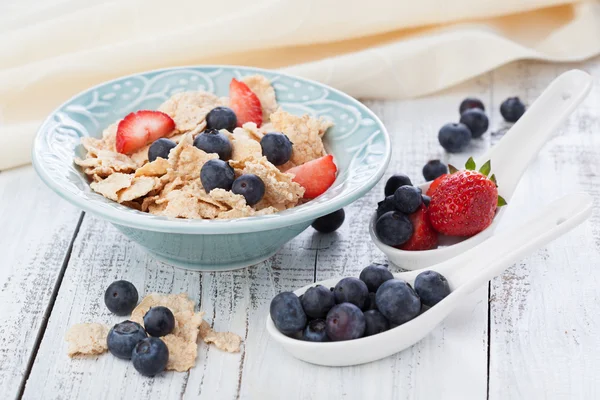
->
[116, 110, 175, 154]
[287, 155, 337, 199]
[426, 174, 448, 197]
[398, 205, 438, 251]
[229, 78, 263, 128]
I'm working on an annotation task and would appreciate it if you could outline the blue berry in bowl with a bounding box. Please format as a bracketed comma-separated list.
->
[132, 337, 169, 376]
[301, 285, 335, 319]
[260, 132, 293, 166]
[376, 279, 421, 325]
[206, 106, 237, 132]
[194, 129, 233, 160]
[500, 97, 526, 122]
[200, 159, 235, 192]
[325, 303, 366, 341]
[312, 208, 345, 233]
[232, 174, 265, 206]
[414, 270, 451, 307]
[459, 97, 485, 114]
[104, 280, 139, 316]
[333, 277, 369, 309]
[148, 138, 177, 162]
[376, 196, 396, 219]
[384, 174, 412, 197]
[143, 306, 175, 337]
[460, 108, 489, 138]
[302, 319, 329, 342]
[107, 320, 148, 359]
[393, 186, 422, 214]
[364, 309, 390, 336]
[438, 123, 471, 153]
[375, 211, 413, 247]
[422, 160, 448, 182]
[359, 263, 393, 293]
[270, 292, 307, 335]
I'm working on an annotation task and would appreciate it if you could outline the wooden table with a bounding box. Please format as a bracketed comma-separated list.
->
[1, 58, 599, 400]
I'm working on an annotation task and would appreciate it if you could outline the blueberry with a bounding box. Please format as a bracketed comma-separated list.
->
[422, 195, 431, 207]
[270, 292, 307, 335]
[107, 321, 147, 359]
[260, 132, 293, 166]
[359, 263, 394, 293]
[200, 159, 235, 192]
[148, 138, 177, 162]
[414, 270, 451, 307]
[459, 97, 485, 114]
[194, 129, 233, 160]
[376, 279, 421, 325]
[384, 174, 412, 197]
[206, 106, 237, 132]
[325, 303, 366, 341]
[301, 285, 335, 319]
[500, 97, 526, 122]
[143, 306, 175, 337]
[393, 186, 422, 214]
[460, 108, 489, 138]
[312, 209, 345, 233]
[132, 337, 169, 377]
[302, 319, 329, 342]
[104, 280, 138, 316]
[232, 174, 265, 206]
[333, 277, 369, 309]
[375, 211, 413, 247]
[364, 292, 378, 310]
[364, 309, 390, 336]
[422, 160, 448, 182]
[376, 196, 397, 219]
[438, 123, 471, 153]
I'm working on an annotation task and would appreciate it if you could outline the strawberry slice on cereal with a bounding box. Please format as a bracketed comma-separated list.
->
[229, 78, 263, 128]
[116, 110, 175, 154]
[287, 155, 337, 199]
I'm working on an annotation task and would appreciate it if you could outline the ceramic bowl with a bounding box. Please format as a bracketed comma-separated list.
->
[33, 66, 391, 271]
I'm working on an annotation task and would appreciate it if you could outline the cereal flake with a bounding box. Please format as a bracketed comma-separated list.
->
[118, 176, 156, 202]
[65, 323, 109, 357]
[159, 91, 228, 134]
[90, 173, 133, 201]
[135, 158, 170, 177]
[199, 320, 242, 353]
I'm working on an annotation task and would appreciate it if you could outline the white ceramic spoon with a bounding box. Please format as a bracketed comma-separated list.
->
[370, 69, 593, 270]
[267, 192, 592, 367]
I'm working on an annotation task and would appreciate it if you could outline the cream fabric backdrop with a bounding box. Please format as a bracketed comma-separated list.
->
[1, 0, 599, 170]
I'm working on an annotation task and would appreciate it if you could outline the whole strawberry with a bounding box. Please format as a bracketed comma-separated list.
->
[429, 158, 505, 237]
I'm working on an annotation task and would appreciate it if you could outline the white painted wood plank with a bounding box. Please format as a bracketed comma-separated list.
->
[0, 167, 81, 398]
[488, 59, 600, 399]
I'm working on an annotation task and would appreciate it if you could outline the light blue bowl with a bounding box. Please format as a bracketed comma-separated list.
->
[32, 66, 391, 270]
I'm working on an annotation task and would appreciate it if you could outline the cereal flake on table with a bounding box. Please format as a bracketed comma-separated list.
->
[65, 323, 110, 357]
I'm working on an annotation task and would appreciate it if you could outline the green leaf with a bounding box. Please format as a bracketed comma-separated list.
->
[490, 174, 497, 186]
[479, 160, 491, 176]
[448, 164, 459, 174]
[497, 195, 507, 207]
[465, 157, 476, 170]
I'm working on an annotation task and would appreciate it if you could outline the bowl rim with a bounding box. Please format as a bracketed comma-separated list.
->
[33, 64, 391, 234]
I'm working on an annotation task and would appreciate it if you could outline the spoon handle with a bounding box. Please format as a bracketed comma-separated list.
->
[476, 70, 592, 200]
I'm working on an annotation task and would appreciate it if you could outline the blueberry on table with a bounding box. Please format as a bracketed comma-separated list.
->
[359, 263, 394, 293]
[260, 132, 293, 166]
[438, 123, 471, 153]
[376, 196, 397, 219]
[460, 108, 489, 138]
[312, 209, 345, 233]
[422, 160, 448, 182]
[107, 321, 148, 359]
[393, 186, 422, 214]
[384, 174, 412, 197]
[333, 277, 369, 309]
[104, 280, 139, 316]
[364, 309, 390, 336]
[459, 97, 485, 114]
[232, 174, 265, 206]
[421, 195, 431, 207]
[194, 128, 233, 160]
[375, 211, 413, 247]
[200, 159, 235, 192]
[414, 270, 451, 307]
[206, 106, 237, 132]
[302, 319, 329, 342]
[301, 285, 336, 319]
[270, 292, 307, 335]
[325, 303, 366, 341]
[376, 279, 421, 325]
[500, 97, 526, 122]
[132, 337, 169, 377]
[143, 306, 175, 337]
[148, 138, 177, 162]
